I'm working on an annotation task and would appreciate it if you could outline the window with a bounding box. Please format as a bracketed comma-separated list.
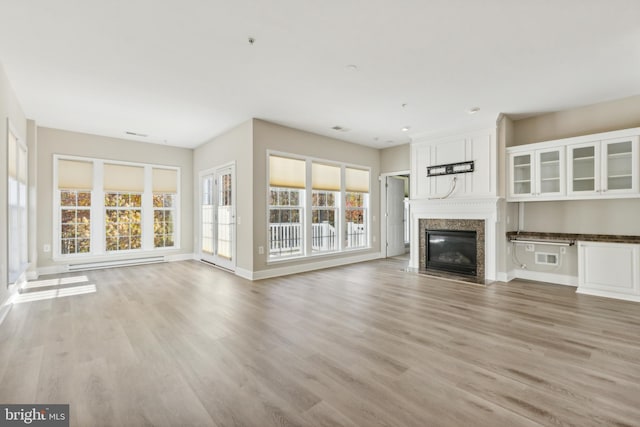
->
[269, 188, 304, 257]
[54, 156, 179, 257]
[345, 167, 370, 249]
[311, 162, 341, 253]
[60, 191, 91, 254]
[269, 156, 306, 257]
[268, 153, 370, 260]
[7, 126, 28, 283]
[105, 192, 142, 251]
[104, 164, 144, 252]
[153, 168, 178, 248]
[57, 159, 94, 255]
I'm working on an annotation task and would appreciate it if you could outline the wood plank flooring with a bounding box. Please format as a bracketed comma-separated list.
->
[1, 257, 640, 426]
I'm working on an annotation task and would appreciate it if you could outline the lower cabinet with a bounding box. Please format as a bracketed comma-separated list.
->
[577, 241, 640, 302]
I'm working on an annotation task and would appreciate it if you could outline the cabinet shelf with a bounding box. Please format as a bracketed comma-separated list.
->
[540, 160, 560, 165]
[514, 164, 531, 168]
[608, 174, 632, 179]
[541, 177, 560, 182]
[573, 177, 595, 181]
[607, 152, 632, 159]
[513, 179, 531, 184]
[573, 156, 595, 161]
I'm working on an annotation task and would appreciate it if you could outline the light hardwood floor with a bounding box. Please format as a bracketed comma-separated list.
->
[1, 258, 640, 427]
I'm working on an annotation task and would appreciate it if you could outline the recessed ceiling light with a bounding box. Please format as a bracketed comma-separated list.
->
[401, 126, 411, 132]
[467, 107, 481, 114]
[346, 64, 358, 71]
[401, 103, 408, 108]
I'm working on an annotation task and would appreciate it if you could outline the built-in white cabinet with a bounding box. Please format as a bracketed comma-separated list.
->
[577, 241, 640, 302]
[507, 128, 640, 202]
[567, 136, 639, 197]
[508, 146, 565, 200]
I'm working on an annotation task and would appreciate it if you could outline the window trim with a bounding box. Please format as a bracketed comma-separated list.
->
[266, 150, 371, 263]
[53, 155, 180, 261]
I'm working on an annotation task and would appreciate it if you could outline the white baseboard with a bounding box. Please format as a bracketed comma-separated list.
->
[165, 253, 196, 262]
[513, 269, 578, 287]
[37, 252, 196, 277]
[576, 288, 640, 303]
[235, 267, 254, 280]
[496, 271, 516, 283]
[250, 252, 383, 280]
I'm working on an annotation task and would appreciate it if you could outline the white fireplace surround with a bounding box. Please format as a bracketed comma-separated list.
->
[410, 197, 500, 281]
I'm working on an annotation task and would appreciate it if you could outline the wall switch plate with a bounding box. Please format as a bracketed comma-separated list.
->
[43, 244, 51, 253]
[525, 244, 534, 252]
[560, 247, 566, 254]
[258, 246, 264, 255]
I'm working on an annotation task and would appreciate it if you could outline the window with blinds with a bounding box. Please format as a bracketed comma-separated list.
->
[8, 127, 28, 283]
[152, 168, 178, 248]
[268, 153, 371, 260]
[58, 160, 94, 255]
[54, 156, 179, 257]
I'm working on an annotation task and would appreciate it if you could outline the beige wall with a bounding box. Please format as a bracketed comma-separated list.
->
[193, 120, 253, 272]
[36, 127, 194, 269]
[0, 63, 27, 304]
[252, 119, 381, 272]
[510, 95, 640, 146]
[380, 143, 409, 173]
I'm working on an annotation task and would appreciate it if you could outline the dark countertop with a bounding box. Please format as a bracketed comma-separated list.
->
[506, 231, 640, 244]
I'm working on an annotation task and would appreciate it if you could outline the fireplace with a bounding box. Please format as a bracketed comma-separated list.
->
[418, 218, 486, 283]
[426, 229, 477, 276]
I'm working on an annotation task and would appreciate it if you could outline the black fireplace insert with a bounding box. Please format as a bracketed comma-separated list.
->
[426, 229, 477, 276]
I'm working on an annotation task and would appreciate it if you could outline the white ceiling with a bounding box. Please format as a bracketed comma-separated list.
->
[1, 0, 639, 149]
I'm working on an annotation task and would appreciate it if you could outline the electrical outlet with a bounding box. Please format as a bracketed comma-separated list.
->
[525, 244, 534, 252]
[258, 246, 264, 255]
[560, 247, 566, 254]
[43, 244, 51, 253]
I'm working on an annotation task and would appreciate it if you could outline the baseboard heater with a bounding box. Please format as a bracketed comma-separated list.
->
[67, 256, 166, 272]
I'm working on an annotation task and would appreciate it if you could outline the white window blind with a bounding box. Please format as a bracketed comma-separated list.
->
[312, 163, 341, 191]
[346, 167, 370, 193]
[152, 168, 178, 193]
[58, 160, 94, 190]
[104, 164, 145, 192]
[269, 156, 306, 189]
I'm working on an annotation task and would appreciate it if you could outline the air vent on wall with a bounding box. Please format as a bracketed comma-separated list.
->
[535, 252, 558, 266]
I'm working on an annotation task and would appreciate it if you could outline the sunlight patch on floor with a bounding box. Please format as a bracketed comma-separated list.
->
[23, 275, 90, 289]
[13, 284, 97, 304]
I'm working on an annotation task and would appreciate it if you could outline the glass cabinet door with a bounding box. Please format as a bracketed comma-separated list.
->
[603, 138, 635, 193]
[511, 152, 533, 196]
[568, 143, 599, 195]
[536, 148, 564, 196]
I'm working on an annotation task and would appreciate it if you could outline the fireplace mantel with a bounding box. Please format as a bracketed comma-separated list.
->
[409, 197, 500, 281]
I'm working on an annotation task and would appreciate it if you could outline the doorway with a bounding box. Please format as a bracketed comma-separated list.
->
[200, 163, 236, 271]
[384, 174, 410, 258]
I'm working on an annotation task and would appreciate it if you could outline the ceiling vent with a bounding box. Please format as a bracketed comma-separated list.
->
[125, 131, 148, 137]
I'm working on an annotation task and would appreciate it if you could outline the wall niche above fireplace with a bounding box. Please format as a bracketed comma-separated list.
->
[419, 218, 485, 284]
